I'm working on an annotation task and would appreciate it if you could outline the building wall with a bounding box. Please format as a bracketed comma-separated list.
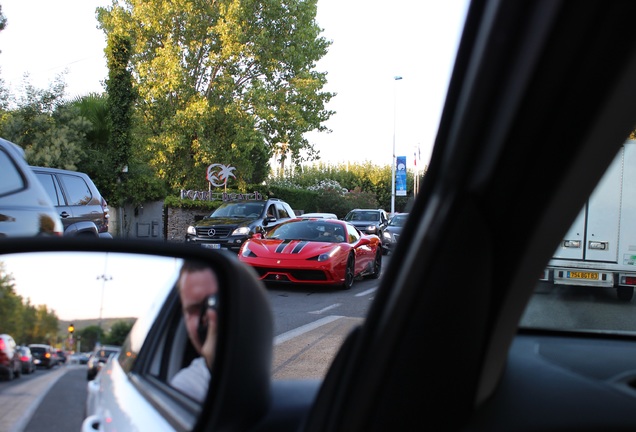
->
[165, 207, 210, 242]
[108, 201, 209, 242]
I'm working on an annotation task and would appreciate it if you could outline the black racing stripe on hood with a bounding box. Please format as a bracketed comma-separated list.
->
[276, 240, 292, 253]
[291, 241, 309, 254]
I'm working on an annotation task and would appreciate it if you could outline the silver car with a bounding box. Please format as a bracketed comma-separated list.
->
[0, 138, 63, 238]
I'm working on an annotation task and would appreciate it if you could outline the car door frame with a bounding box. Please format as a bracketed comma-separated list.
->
[300, 1, 636, 431]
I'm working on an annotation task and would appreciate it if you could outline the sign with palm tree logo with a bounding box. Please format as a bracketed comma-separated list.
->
[207, 164, 236, 191]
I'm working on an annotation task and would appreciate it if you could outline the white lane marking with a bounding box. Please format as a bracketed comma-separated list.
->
[275, 315, 343, 345]
[355, 287, 377, 297]
[308, 303, 342, 315]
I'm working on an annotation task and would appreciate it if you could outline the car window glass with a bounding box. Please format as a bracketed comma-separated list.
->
[211, 203, 233, 217]
[521, 141, 636, 333]
[0, 150, 25, 196]
[34, 173, 63, 205]
[346, 224, 360, 243]
[59, 174, 92, 206]
[266, 204, 276, 218]
[277, 203, 291, 219]
[391, 215, 407, 226]
[245, 203, 263, 216]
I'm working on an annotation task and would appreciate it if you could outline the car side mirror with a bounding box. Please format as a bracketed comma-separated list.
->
[0, 237, 273, 431]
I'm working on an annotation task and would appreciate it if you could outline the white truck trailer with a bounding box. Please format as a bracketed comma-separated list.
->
[541, 139, 636, 301]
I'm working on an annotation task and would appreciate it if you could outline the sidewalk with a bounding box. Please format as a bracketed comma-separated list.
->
[0, 366, 69, 432]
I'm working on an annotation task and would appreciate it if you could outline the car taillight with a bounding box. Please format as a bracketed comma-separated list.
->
[101, 197, 110, 231]
[45, 353, 50, 358]
[20, 355, 28, 361]
[0, 340, 4, 350]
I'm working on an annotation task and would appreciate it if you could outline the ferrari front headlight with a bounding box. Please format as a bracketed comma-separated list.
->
[316, 246, 341, 262]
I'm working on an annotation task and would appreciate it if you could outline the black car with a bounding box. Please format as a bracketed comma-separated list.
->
[185, 197, 296, 253]
[31, 166, 112, 239]
[56, 350, 67, 365]
[343, 208, 389, 238]
[0, 138, 64, 238]
[381, 212, 408, 255]
[16, 346, 36, 375]
[28, 344, 57, 369]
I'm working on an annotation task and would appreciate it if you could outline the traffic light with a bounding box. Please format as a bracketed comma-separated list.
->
[68, 323, 74, 335]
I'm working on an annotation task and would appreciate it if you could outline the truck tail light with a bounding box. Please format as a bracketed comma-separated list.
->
[621, 276, 636, 285]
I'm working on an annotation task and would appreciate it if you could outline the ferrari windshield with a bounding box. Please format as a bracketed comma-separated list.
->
[266, 220, 346, 243]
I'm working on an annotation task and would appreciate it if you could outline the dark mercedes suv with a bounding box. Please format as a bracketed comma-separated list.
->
[186, 197, 295, 253]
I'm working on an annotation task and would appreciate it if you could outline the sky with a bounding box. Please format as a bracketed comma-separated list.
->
[0, 0, 469, 169]
[2, 252, 183, 321]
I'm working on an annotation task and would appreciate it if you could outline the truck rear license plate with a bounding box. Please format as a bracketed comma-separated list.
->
[567, 271, 599, 280]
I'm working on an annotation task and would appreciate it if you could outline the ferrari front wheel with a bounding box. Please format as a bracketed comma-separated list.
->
[341, 253, 355, 290]
[368, 250, 382, 279]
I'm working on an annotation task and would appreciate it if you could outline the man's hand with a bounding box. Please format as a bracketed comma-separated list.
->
[202, 308, 217, 369]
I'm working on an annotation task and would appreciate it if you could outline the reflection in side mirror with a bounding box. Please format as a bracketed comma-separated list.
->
[0, 251, 220, 403]
[0, 239, 274, 431]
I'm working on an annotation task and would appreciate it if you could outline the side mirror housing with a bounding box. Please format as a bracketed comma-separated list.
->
[0, 237, 274, 431]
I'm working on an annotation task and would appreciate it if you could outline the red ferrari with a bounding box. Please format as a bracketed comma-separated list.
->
[238, 218, 382, 289]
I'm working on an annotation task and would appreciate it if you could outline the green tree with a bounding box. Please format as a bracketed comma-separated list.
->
[0, 75, 91, 169]
[70, 93, 114, 191]
[273, 161, 420, 213]
[78, 325, 104, 352]
[0, 263, 23, 336]
[103, 320, 133, 346]
[105, 33, 136, 205]
[0, 263, 60, 344]
[0, 5, 7, 34]
[97, 0, 334, 192]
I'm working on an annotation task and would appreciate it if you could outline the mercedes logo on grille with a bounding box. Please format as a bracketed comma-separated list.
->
[207, 228, 216, 237]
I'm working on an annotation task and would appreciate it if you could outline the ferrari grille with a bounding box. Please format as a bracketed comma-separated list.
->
[255, 268, 328, 281]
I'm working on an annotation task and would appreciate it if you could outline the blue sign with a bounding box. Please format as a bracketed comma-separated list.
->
[396, 156, 407, 196]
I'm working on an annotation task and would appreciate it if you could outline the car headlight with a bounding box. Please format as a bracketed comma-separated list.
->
[382, 231, 392, 240]
[315, 246, 341, 262]
[232, 227, 251, 236]
[187, 226, 196, 235]
[367, 225, 377, 232]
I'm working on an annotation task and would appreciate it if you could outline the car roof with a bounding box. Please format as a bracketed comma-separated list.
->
[0, 138, 26, 159]
[30, 165, 92, 178]
[300, 213, 338, 218]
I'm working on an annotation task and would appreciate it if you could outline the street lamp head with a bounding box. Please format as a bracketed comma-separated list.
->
[394, 76, 403, 80]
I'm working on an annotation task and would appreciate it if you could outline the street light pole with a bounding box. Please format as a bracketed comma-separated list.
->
[96, 254, 112, 344]
[391, 76, 403, 215]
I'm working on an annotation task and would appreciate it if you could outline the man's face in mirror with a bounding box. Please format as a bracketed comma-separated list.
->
[179, 264, 219, 363]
